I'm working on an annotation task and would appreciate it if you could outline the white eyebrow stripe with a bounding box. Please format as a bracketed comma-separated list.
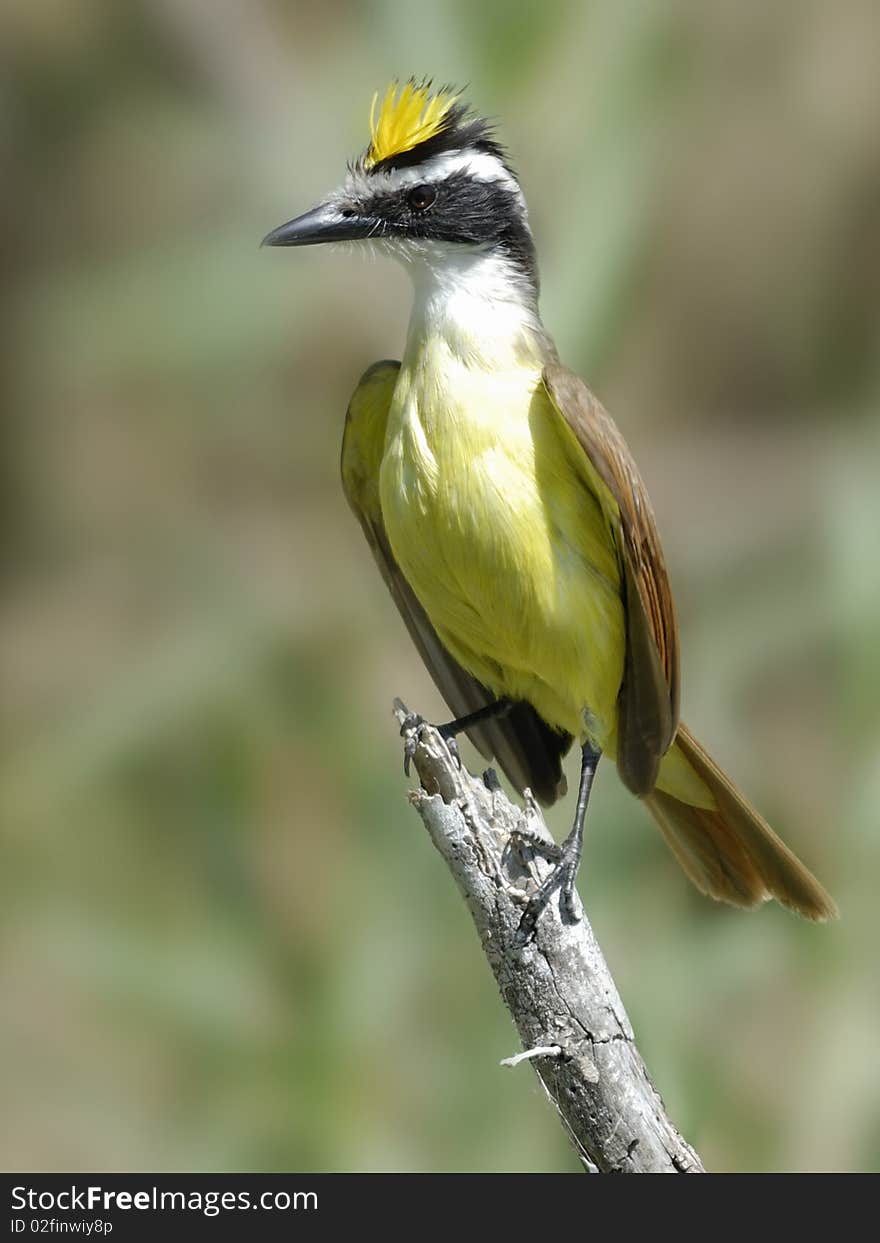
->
[349, 148, 523, 202]
[402, 149, 519, 191]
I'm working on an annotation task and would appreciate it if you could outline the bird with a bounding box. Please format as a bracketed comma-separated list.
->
[263, 79, 836, 933]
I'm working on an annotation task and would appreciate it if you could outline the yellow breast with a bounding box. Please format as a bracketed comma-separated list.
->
[378, 338, 626, 743]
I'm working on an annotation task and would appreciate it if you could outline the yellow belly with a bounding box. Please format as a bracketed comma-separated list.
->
[378, 348, 625, 744]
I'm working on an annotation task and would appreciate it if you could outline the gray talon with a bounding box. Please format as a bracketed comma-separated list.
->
[515, 837, 583, 938]
[563, 878, 581, 923]
[444, 735, 461, 767]
[509, 826, 562, 862]
[400, 711, 424, 738]
[399, 707, 426, 777]
[403, 729, 420, 776]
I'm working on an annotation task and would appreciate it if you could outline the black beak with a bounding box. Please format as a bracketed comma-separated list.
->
[261, 200, 376, 248]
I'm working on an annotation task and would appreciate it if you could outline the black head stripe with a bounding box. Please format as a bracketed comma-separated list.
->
[362, 169, 537, 289]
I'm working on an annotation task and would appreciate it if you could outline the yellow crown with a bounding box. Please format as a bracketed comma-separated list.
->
[365, 79, 460, 168]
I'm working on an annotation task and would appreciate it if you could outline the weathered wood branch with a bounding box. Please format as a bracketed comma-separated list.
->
[394, 701, 705, 1174]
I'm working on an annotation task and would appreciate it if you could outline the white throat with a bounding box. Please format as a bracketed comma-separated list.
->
[400, 243, 548, 371]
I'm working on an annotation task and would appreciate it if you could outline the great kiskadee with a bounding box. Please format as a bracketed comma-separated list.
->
[264, 80, 836, 931]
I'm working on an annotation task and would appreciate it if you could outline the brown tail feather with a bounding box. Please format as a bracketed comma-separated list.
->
[644, 724, 837, 921]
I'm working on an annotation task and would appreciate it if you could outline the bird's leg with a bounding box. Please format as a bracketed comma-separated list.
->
[398, 697, 514, 775]
[514, 742, 601, 940]
[437, 697, 513, 740]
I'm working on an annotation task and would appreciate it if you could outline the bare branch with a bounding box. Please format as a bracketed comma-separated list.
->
[394, 702, 705, 1174]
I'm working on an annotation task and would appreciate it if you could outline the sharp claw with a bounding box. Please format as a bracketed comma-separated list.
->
[399, 707, 425, 777]
[513, 841, 583, 936]
[508, 826, 562, 863]
[399, 711, 423, 738]
[403, 730, 418, 776]
[562, 872, 582, 923]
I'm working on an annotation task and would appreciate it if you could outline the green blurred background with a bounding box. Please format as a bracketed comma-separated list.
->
[2, 0, 879, 1173]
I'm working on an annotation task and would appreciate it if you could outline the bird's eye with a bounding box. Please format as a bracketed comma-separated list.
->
[407, 184, 436, 212]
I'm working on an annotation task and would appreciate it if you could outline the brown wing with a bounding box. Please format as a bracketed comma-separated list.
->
[542, 362, 680, 795]
[342, 360, 571, 805]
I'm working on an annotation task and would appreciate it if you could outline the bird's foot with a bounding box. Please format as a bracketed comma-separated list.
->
[396, 701, 460, 776]
[506, 790, 560, 862]
[396, 696, 514, 774]
[511, 742, 597, 941]
[437, 724, 462, 769]
[510, 821, 583, 943]
[507, 810, 562, 862]
[395, 701, 425, 776]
